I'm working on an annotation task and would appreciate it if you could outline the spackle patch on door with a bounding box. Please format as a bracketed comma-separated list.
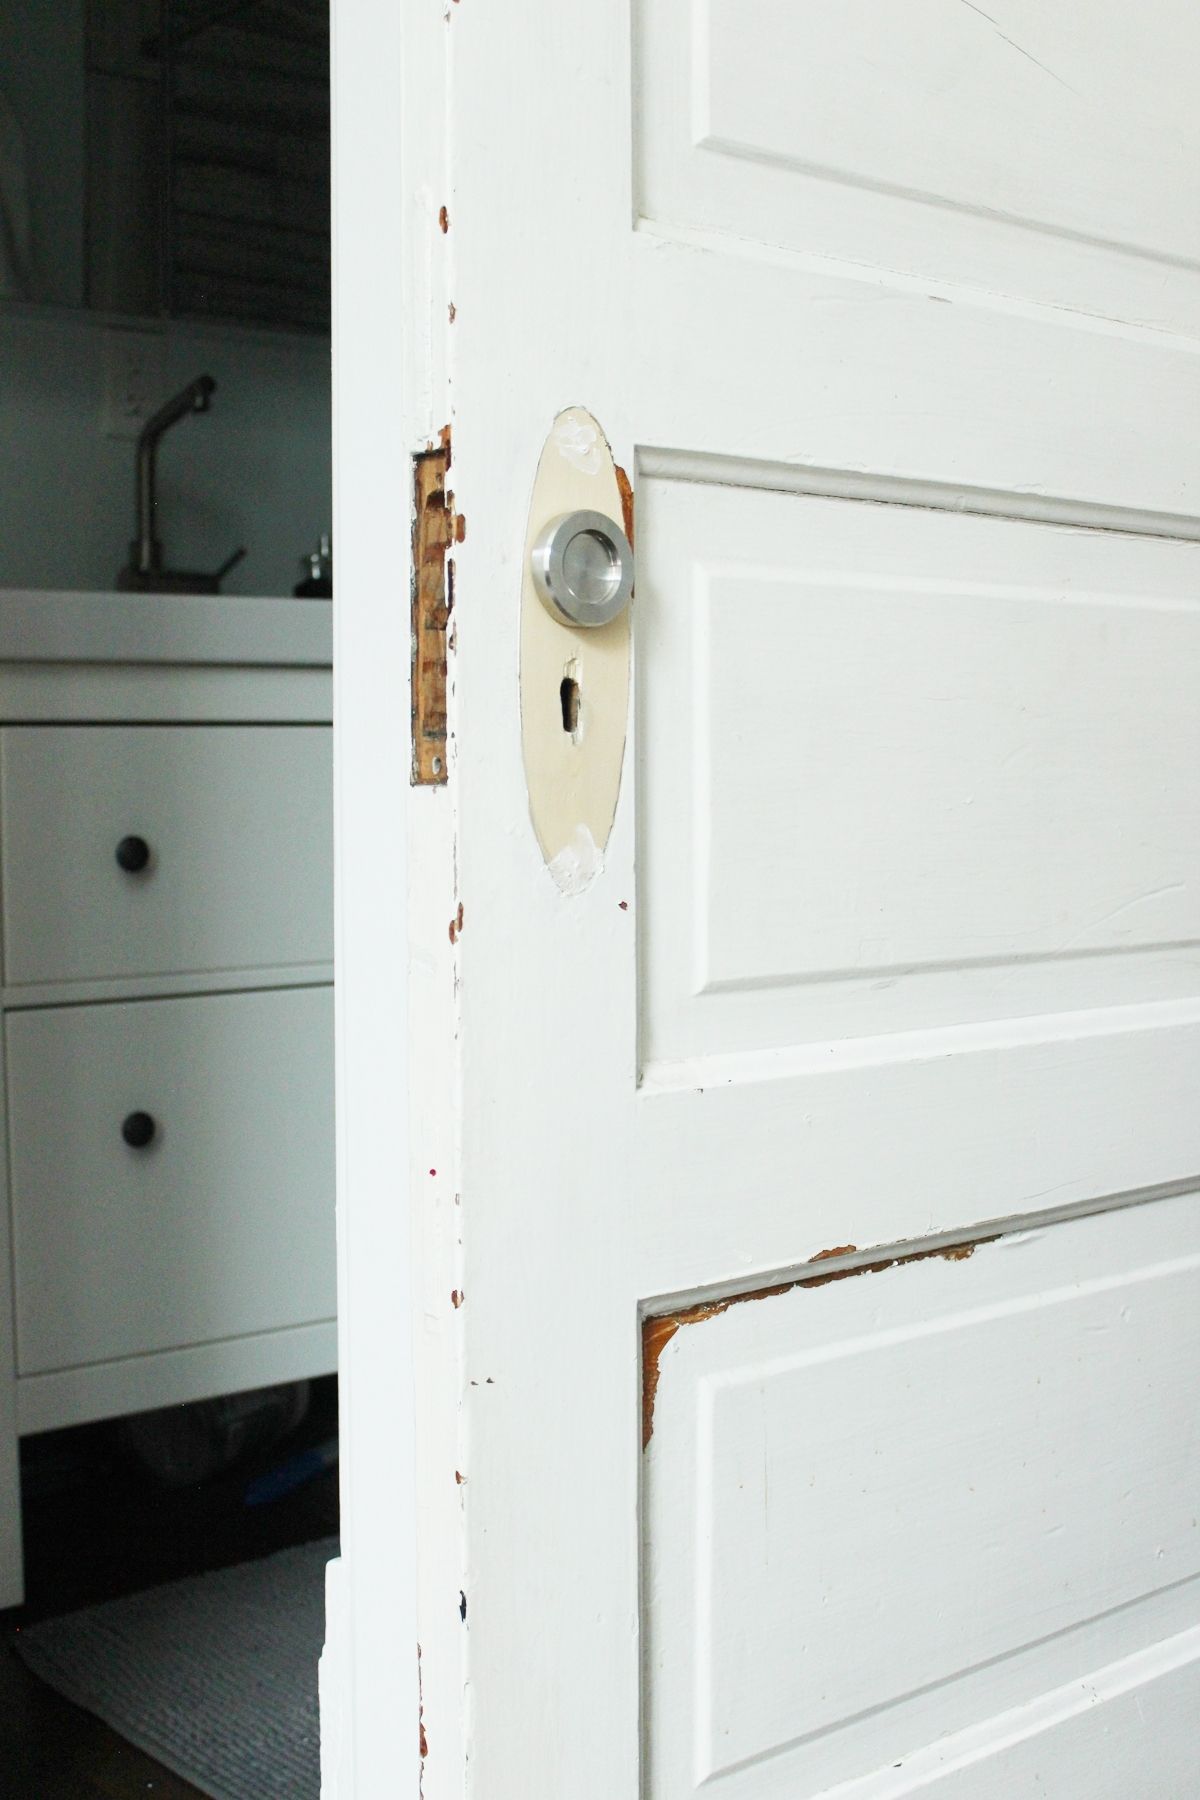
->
[552, 411, 604, 475]
[520, 409, 632, 895]
[547, 823, 604, 895]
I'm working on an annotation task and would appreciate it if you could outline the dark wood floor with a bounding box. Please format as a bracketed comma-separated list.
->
[0, 1377, 338, 1798]
[0, 1645, 208, 1800]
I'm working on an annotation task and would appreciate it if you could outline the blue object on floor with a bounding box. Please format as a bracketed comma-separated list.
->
[244, 1436, 338, 1508]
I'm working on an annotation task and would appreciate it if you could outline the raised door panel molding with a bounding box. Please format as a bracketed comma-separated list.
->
[641, 1194, 1200, 1796]
[636, 471, 1200, 1072]
[634, 0, 1200, 332]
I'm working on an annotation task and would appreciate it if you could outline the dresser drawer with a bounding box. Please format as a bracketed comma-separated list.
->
[8, 987, 335, 1373]
[0, 726, 332, 987]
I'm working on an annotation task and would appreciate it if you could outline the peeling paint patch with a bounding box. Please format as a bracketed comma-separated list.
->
[808, 1243, 858, 1265]
[412, 431, 462, 785]
[438, 205, 450, 233]
[615, 461, 635, 547]
[451, 1289, 464, 1309]
[553, 411, 603, 474]
[448, 901, 464, 943]
[417, 1642, 427, 1788]
[641, 1314, 683, 1454]
[641, 1234, 994, 1448]
[547, 822, 604, 896]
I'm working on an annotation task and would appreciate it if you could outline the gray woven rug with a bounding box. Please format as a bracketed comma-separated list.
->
[13, 1536, 336, 1800]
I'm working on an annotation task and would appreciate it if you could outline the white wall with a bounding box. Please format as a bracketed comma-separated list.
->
[0, 306, 331, 598]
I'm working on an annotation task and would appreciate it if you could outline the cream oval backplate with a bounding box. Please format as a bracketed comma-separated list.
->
[519, 408, 632, 894]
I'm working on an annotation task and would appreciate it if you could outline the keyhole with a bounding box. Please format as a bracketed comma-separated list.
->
[560, 675, 580, 737]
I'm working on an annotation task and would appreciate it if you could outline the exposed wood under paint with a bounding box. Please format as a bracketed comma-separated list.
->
[417, 1638, 427, 1783]
[411, 430, 464, 786]
[641, 1235, 990, 1450]
[615, 462, 635, 547]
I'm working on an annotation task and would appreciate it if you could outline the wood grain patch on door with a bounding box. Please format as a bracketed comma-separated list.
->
[411, 428, 464, 786]
[520, 409, 631, 893]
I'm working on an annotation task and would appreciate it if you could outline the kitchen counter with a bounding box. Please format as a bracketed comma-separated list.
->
[0, 589, 332, 667]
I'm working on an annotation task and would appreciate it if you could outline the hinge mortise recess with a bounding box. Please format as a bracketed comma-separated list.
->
[411, 429, 463, 785]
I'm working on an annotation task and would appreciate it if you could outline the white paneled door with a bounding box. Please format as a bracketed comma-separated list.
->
[353, 2, 1200, 1795]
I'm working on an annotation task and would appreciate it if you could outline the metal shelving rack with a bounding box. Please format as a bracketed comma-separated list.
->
[151, 0, 329, 332]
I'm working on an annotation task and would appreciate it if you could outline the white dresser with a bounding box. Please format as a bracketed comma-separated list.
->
[0, 590, 335, 1606]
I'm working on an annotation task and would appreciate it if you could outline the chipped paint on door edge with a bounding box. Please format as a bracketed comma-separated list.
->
[520, 408, 632, 894]
[412, 427, 465, 786]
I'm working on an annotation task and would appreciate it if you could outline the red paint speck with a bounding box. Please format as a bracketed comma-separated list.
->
[618, 900, 629, 911]
[429, 1168, 437, 1177]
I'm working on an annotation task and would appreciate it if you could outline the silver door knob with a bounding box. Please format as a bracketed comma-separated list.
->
[530, 510, 634, 628]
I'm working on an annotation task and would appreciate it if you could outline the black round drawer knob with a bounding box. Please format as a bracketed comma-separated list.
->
[115, 835, 151, 874]
[121, 1111, 157, 1150]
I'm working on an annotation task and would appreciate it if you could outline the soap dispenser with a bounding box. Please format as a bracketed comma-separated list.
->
[294, 533, 333, 598]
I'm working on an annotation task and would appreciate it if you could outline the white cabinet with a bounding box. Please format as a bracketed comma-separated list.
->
[0, 591, 336, 1607]
[8, 988, 336, 1371]
[1, 726, 333, 987]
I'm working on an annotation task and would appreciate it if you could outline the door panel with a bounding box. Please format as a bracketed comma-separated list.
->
[636, 0, 1200, 329]
[642, 1197, 1200, 1796]
[638, 478, 1200, 1068]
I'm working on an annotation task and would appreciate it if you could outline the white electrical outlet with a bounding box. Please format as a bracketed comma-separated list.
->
[101, 329, 167, 440]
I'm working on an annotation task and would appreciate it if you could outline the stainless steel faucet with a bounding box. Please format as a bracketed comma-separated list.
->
[117, 374, 246, 593]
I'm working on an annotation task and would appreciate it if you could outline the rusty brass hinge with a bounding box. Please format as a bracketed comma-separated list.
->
[411, 428, 464, 785]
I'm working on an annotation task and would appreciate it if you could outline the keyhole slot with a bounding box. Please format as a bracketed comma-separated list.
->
[560, 675, 581, 738]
